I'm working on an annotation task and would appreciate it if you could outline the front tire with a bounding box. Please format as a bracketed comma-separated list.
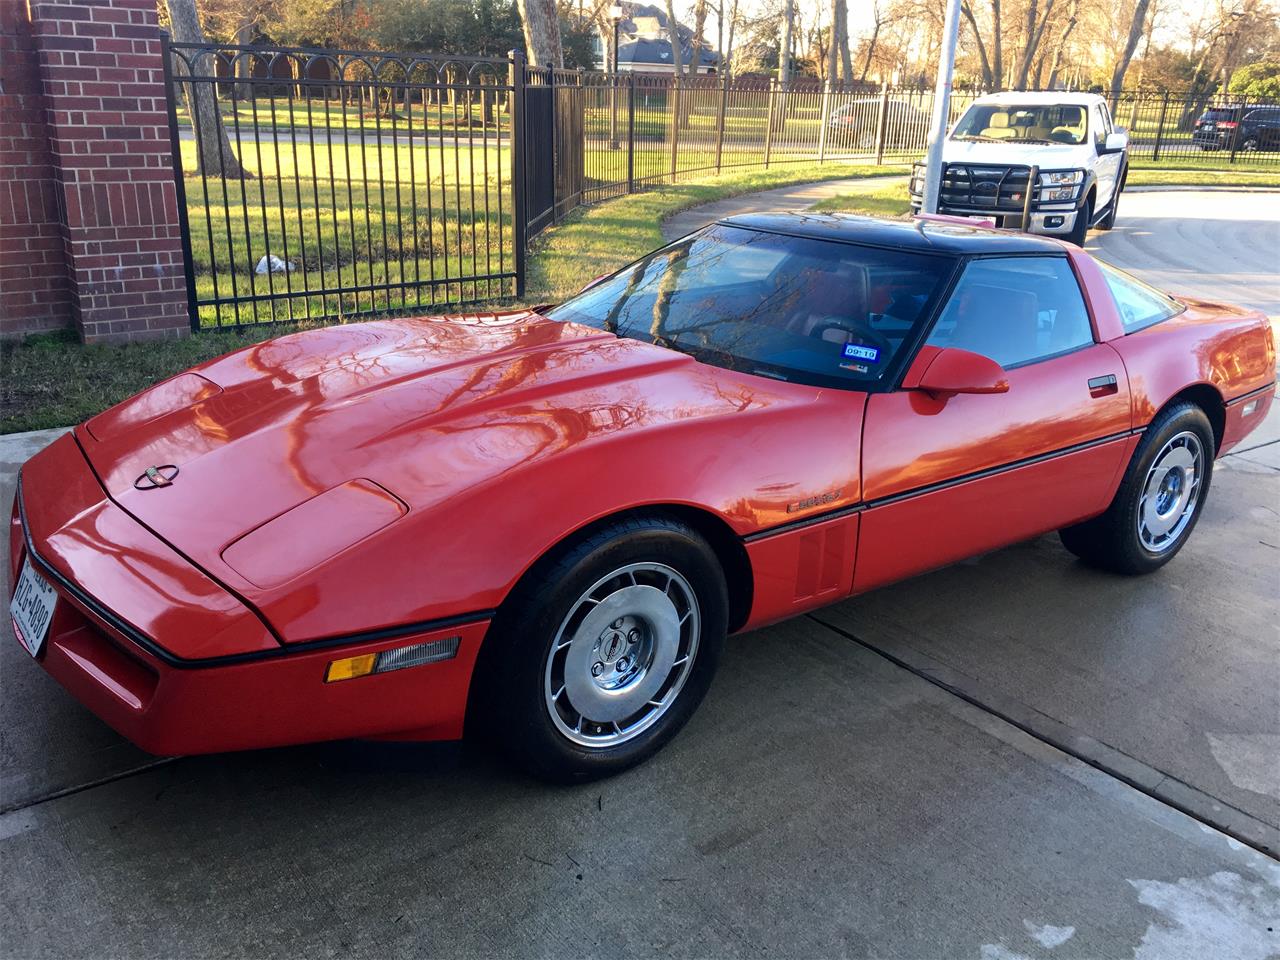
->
[1098, 183, 1121, 231]
[473, 517, 728, 781]
[1066, 195, 1093, 246]
[1059, 402, 1214, 575]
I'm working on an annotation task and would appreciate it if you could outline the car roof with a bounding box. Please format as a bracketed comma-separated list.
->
[718, 212, 1068, 256]
[973, 91, 1103, 107]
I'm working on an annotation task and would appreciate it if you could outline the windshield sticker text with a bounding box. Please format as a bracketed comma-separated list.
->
[842, 343, 880, 363]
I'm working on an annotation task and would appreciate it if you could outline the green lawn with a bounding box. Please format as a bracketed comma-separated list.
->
[808, 181, 913, 218]
[1, 161, 902, 433]
[1126, 166, 1280, 187]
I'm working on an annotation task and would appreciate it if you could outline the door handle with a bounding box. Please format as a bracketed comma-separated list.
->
[1088, 374, 1119, 397]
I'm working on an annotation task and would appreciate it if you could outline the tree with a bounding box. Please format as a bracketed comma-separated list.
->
[1109, 0, 1152, 104]
[1044, 0, 1079, 89]
[1230, 59, 1280, 97]
[165, 0, 247, 178]
[664, 0, 685, 77]
[1011, 0, 1057, 89]
[960, 0, 1002, 88]
[518, 0, 564, 66]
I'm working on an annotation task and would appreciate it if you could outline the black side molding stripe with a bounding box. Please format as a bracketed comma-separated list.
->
[742, 505, 864, 543]
[743, 428, 1139, 544]
[16, 475, 494, 671]
[1225, 382, 1276, 407]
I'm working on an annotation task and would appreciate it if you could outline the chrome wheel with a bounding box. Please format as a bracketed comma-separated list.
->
[544, 562, 700, 748]
[1138, 430, 1204, 553]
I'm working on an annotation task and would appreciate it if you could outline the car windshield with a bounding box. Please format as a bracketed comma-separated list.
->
[544, 224, 954, 389]
[952, 103, 1088, 145]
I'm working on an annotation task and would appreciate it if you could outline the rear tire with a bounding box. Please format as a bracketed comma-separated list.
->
[1058, 402, 1214, 575]
[472, 516, 728, 782]
[1066, 196, 1093, 246]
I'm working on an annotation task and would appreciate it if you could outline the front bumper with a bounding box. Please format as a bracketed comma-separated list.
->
[908, 201, 1080, 235]
[9, 438, 488, 756]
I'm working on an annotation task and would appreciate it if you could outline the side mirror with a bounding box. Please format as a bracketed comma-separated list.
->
[916, 347, 1009, 400]
[1102, 130, 1128, 154]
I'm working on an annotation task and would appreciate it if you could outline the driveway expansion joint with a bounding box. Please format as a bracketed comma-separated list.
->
[807, 610, 1280, 860]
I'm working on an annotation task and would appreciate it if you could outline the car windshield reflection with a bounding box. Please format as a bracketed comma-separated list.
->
[545, 224, 954, 390]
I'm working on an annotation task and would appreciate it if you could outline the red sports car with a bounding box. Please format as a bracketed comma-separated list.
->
[9, 215, 1276, 780]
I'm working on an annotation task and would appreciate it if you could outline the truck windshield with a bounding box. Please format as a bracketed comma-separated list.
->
[545, 224, 954, 389]
[952, 104, 1087, 145]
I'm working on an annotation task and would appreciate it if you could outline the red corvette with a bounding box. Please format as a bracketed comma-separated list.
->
[9, 215, 1276, 779]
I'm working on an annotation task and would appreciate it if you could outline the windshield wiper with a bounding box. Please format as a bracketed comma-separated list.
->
[953, 135, 1005, 142]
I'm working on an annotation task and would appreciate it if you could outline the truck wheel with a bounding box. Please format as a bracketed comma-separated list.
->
[1066, 197, 1092, 246]
[1098, 190, 1119, 231]
[1058, 402, 1214, 575]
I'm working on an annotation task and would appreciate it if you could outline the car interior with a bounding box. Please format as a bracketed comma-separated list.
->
[925, 259, 1094, 368]
[968, 106, 1088, 144]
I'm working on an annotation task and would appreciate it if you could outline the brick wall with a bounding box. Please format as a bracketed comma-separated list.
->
[1, 0, 189, 343]
[0, 1, 73, 338]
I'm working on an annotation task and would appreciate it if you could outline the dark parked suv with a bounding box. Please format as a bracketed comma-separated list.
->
[1193, 104, 1280, 152]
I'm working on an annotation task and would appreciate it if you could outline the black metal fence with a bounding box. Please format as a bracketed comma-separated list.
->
[164, 39, 515, 328]
[162, 37, 1280, 330]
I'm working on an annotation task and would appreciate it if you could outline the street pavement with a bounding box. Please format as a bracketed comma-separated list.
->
[1, 191, 1278, 958]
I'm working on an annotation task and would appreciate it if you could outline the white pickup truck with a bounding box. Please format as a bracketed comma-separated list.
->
[908, 91, 1129, 245]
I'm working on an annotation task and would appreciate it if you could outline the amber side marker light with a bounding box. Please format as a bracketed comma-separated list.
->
[325, 637, 461, 683]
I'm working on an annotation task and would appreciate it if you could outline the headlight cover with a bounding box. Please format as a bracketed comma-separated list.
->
[1040, 169, 1084, 186]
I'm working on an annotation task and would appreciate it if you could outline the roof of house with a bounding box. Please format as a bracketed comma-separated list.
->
[618, 38, 718, 68]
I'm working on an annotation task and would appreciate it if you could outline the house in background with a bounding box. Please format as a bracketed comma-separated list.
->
[595, 2, 719, 75]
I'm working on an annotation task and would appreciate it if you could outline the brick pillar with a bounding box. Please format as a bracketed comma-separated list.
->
[27, 0, 190, 342]
[0, 1, 73, 339]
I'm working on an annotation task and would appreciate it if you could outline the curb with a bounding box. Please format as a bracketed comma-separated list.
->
[1126, 184, 1280, 193]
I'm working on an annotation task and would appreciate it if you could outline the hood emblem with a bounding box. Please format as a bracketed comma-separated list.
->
[134, 464, 179, 490]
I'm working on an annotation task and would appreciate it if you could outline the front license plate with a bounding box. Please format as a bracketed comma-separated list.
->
[965, 215, 998, 226]
[10, 557, 57, 658]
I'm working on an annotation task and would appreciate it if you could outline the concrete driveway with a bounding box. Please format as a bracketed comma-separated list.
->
[2, 191, 1278, 958]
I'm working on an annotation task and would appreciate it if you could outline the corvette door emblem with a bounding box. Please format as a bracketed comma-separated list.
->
[134, 464, 179, 490]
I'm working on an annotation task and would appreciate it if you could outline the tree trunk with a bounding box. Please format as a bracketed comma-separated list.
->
[165, 0, 246, 179]
[779, 0, 793, 84]
[990, 0, 1003, 88]
[1045, 0, 1078, 90]
[1013, 0, 1056, 90]
[724, 0, 738, 78]
[517, 0, 563, 68]
[826, 0, 840, 86]
[664, 0, 684, 139]
[232, 17, 253, 101]
[1109, 0, 1152, 109]
[961, 1, 995, 89]
[860, 16, 882, 84]
[664, 0, 684, 76]
[835, 0, 852, 86]
[690, 0, 707, 76]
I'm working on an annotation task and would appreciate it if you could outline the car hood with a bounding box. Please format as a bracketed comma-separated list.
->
[76, 311, 851, 641]
[942, 139, 1094, 169]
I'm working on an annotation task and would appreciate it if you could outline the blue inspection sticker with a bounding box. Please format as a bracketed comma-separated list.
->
[842, 343, 880, 363]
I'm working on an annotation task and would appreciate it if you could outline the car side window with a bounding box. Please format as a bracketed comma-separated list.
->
[1097, 260, 1184, 333]
[1091, 105, 1108, 148]
[924, 256, 1094, 369]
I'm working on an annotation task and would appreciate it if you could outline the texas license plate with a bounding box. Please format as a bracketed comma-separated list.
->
[10, 557, 57, 657]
